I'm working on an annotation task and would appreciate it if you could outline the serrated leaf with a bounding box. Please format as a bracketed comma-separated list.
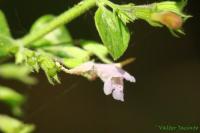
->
[116, 4, 137, 24]
[0, 114, 35, 133]
[0, 86, 25, 116]
[0, 10, 11, 37]
[30, 15, 72, 47]
[95, 7, 130, 60]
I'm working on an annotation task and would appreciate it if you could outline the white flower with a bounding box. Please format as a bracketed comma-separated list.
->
[69, 62, 136, 101]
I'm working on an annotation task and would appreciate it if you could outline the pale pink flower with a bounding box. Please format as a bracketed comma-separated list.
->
[69, 62, 135, 101]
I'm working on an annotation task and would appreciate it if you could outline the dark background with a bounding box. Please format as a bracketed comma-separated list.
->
[0, 0, 200, 133]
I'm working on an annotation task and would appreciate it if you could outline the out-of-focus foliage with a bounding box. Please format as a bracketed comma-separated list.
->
[30, 15, 73, 47]
[0, 10, 34, 133]
[0, 35, 16, 58]
[0, 10, 11, 37]
[0, 114, 35, 133]
[0, 86, 25, 116]
[0, 10, 15, 58]
[0, 8, 111, 132]
[0, 64, 37, 84]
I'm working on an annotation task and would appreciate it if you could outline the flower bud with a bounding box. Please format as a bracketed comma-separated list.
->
[151, 12, 183, 29]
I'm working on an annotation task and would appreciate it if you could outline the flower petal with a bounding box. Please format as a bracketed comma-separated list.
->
[103, 79, 113, 95]
[111, 77, 124, 101]
[123, 72, 136, 82]
[95, 64, 123, 81]
[112, 87, 124, 102]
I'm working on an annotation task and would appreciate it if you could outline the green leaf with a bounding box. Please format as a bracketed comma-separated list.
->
[155, 1, 182, 14]
[0, 114, 35, 133]
[63, 58, 87, 68]
[80, 40, 112, 63]
[116, 4, 137, 24]
[0, 10, 11, 37]
[42, 45, 90, 68]
[30, 15, 72, 47]
[178, 0, 188, 10]
[94, 7, 130, 60]
[42, 45, 89, 59]
[0, 86, 25, 116]
[0, 35, 16, 57]
[0, 64, 37, 85]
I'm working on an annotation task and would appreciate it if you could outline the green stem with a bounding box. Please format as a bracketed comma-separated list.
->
[20, 0, 96, 46]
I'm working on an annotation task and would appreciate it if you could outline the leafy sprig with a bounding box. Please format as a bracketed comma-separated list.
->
[94, 0, 190, 59]
[0, 0, 190, 132]
[0, 0, 190, 103]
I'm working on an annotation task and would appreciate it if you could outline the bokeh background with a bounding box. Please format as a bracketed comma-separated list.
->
[0, 0, 200, 133]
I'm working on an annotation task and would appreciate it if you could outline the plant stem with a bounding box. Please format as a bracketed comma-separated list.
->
[20, 0, 96, 46]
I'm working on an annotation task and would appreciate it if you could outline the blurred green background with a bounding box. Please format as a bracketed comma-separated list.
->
[0, 0, 200, 133]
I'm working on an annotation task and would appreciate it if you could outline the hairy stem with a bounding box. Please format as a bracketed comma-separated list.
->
[19, 0, 96, 46]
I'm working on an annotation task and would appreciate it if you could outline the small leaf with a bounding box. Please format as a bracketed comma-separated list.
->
[80, 40, 112, 63]
[63, 58, 86, 68]
[30, 15, 73, 47]
[42, 45, 90, 68]
[0, 10, 11, 37]
[116, 4, 137, 24]
[42, 45, 90, 59]
[178, 0, 188, 10]
[95, 7, 130, 60]
[0, 86, 25, 116]
[0, 114, 35, 133]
